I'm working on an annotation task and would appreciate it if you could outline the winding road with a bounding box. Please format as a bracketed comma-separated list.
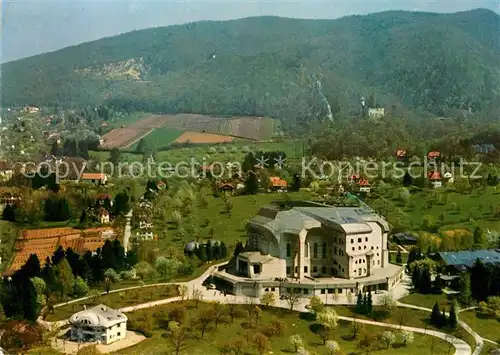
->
[41, 263, 498, 355]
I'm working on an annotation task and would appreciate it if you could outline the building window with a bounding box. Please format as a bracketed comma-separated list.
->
[313, 266, 318, 273]
[359, 268, 362, 274]
[378, 260, 380, 265]
[358, 246, 361, 250]
[371, 246, 374, 250]
[253, 264, 261, 274]
[286, 266, 291, 274]
[286, 243, 291, 257]
[322, 266, 327, 274]
[338, 288, 343, 293]
[304, 266, 308, 273]
[377, 253, 379, 256]
[265, 288, 269, 292]
[352, 247, 355, 251]
[331, 267, 335, 274]
[305, 243, 309, 258]
[313, 243, 318, 259]
[328, 289, 334, 294]
[358, 238, 362, 243]
[295, 266, 298, 273]
[321, 289, 326, 294]
[271, 287, 275, 291]
[364, 246, 367, 249]
[322, 242, 327, 259]
[355, 260, 358, 264]
[117, 332, 121, 336]
[334, 246, 337, 255]
[351, 239, 354, 243]
[303, 289, 309, 295]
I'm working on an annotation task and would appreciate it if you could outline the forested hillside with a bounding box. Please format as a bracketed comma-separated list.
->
[2, 9, 499, 124]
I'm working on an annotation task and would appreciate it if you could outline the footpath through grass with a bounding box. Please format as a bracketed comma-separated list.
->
[459, 310, 500, 343]
[45, 284, 178, 322]
[122, 301, 452, 355]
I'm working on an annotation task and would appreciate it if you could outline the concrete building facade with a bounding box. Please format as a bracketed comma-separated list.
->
[215, 201, 403, 298]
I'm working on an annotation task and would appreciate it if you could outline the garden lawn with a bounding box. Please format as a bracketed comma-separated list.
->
[459, 310, 500, 343]
[368, 186, 500, 234]
[154, 190, 314, 255]
[398, 292, 453, 310]
[121, 301, 452, 355]
[45, 285, 178, 322]
[389, 252, 409, 265]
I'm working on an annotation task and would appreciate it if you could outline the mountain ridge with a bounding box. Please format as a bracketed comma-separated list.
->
[2, 9, 499, 122]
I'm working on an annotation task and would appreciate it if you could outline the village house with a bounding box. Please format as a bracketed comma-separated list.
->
[214, 201, 403, 298]
[358, 179, 371, 193]
[269, 176, 287, 192]
[99, 208, 110, 224]
[217, 182, 235, 194]
[427, 151, 441, 161]
[472, 144, 496, 154]
[69, 305, 127, 345]
[368, 108, 385, 119]
[0, 161, 13, 181]
[396, 149, 407, 162]
[23, 106, 40, 114]
[428, 171, 442, 188]
[79, 173, 107, 185]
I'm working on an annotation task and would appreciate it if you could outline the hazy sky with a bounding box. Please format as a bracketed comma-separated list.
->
[1, 0, 499, 62]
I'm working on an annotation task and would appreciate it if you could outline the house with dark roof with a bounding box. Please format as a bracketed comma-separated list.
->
[436, 249, 500, 273]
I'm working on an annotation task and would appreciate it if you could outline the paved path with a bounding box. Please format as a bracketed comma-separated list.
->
[396, 301, 483, 355]
[43, 264, 499, 355]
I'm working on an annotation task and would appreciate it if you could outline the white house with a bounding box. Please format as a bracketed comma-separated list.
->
[368, 108, 385, 119]
[69, 305, 127, 345]
[99, 208, 110, 224]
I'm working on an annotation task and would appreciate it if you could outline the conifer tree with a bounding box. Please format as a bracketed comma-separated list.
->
[220, 241, 228, 259]
[431, 302, 442, 327]
[448, 304, 458, 329]
[366, 292, 373, 314]
[206, 242, 213, 261]
[356, 291, 364, 314]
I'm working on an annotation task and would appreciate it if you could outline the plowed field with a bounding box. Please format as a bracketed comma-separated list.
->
[100, 114, 275, 149]
[174, 131, 234, 144]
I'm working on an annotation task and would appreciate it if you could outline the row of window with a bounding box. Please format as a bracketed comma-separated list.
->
[285, 265, 345, 275]
[287, 242, 343, 259]
[354, 259, 381, 266]
[351, 237, 369, 243]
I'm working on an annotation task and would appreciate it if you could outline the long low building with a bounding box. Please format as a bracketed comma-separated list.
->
[436, 249, 500, 272]
[213, 201, 404, 298]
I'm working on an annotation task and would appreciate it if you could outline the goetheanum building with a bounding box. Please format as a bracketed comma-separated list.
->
[214, 201, 403, 298]
[69, 305, 127, 345]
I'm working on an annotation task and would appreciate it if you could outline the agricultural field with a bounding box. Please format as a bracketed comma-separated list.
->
[174, 131, 235, 144]
[100, 114, 277, 150]
[129, 127, 184, 151]
[90, 140, 301, 167]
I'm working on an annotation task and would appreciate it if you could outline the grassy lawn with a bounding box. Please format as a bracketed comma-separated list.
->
[398, 292, 453, 310]
[389, 252, 409, 265]
[128, 127, 184, 151]
[481, 342, 500, 355]
[332, 305, 474, 347]
[154, 190, 314, 254]
[45, 285, 178, 322]
[90, 139, 303, 164]
[120, 301, 452, 355]
[368, 186, 500, 234]
[459, 311, 500, 343]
